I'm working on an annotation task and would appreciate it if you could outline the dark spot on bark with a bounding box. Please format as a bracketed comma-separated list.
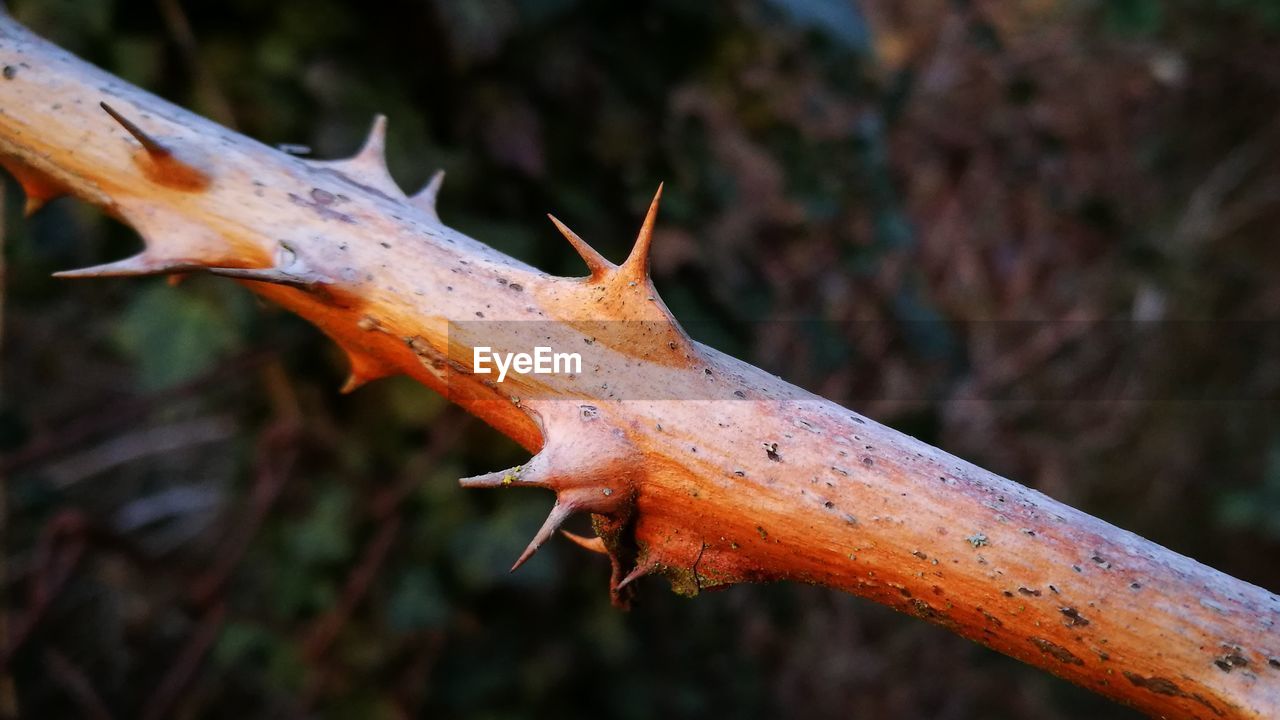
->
[1269, 657, 1280, 669]
[311, 188, 336, 205]
[979, 608, 1004, 627]
[509, 283, 523, 292]
[909, 599, 943, 621]
[1030, 638, 1083, 665]
[289, 192, 355, 223]
[1130, 582, 1142, 590]
[475, 311, 484, 318]
[1003, 590, 1014, 597]
[912, 550, 928, 560]
[1060, 607, 1089, 626]
[823, 500, 834, 509]
[733, 389, 746, 399]
[861, 456, 874, 467]
[2, 66, 16, 80]
[1191, 694, 1223, 716]
[1018, 587, 1041, 597]
[1215, 650, 1248, 672]
[579, 405, 598, 421]
[1123, 672, 1185, 697]
[764, 442, 780, 461]
[1091, 553, 1111, 569]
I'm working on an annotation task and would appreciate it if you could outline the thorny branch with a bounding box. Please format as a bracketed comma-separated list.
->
[0, 13, 1276, 719]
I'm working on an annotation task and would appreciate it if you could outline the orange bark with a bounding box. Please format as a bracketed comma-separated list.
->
[0, 15, 1276, 719]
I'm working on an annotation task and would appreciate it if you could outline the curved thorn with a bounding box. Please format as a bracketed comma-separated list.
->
[561, 530, 608, 555]
[23, 196, 45, 218]
[615, 561, 654, 592]
[410, 170, 445, 217]
[100, 102, 170, 158]
[511, 500, 578, 572]
[548, 214, 613, 280]
[621, 182, 663, 277]
[339, 350, 387, 394]
[340, 372, 371, 394]
[4, 163, 65, 215]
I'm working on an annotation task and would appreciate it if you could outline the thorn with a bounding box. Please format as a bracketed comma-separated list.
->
[511, 500, 578, 572]
[101, 102, 211, 190]
[615, 562, 653, 592]
[310, 114, 402, 196]
[23, 195, 45, 218]
[548, 214, 614, 281]
[458, 461, 545, 489]
[409, 170, 445, 219]
[100, 102, 171, 158]
[53, 253, 184, 279]
[561, 530, 608, 555]
[353, 114, 389, 166]
[201, 265, 325, 291]
[2, 160, 66, 216]
[54, 255, 326, 292]
[339, 349, 389, 394]
[340, 373, 370, 394]
[621, 182, 663, 278]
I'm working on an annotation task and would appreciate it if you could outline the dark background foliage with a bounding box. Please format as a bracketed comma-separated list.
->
[3, 0, 1280, 718]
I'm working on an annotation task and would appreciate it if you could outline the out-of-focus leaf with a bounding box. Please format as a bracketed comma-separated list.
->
[388, 568, 450, 631]
[112, 282, 244, 391]
[1105, 0, 1164, 36]
[285, 484, 353, 564]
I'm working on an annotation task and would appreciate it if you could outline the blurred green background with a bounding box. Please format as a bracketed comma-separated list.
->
[3, 0, 1280, 718]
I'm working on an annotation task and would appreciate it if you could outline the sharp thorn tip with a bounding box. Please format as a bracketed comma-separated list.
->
[100, 101, 170, 157]
[561, 530, 609, 555]
[548, 214, 613, 278]
[410, 170, 445, 216]
[53, 254, 178, 279]
[615, 563, 652, 592]
[623, 183, 664, 274]
[510, 501, 576, 572]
